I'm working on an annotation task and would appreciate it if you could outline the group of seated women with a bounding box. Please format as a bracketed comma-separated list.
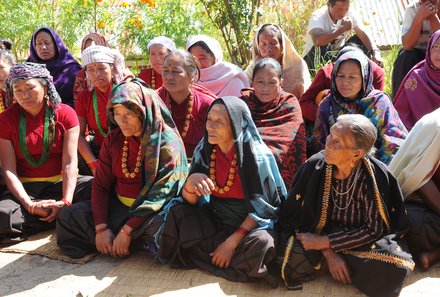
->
[0, 23, 439, 297]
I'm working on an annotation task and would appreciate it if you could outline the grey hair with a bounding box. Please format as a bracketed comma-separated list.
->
[336, 114, 377, 156]
[163, 49, 199, 82]
[0, 49, 15, 65]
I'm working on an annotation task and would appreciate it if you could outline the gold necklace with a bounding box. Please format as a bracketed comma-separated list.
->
[0, 93, 5, 113]
[168, 93, 193, 139]
[209, 147, 237, 194]
[121, 137, 143, 178]
[150, 69, 156, 89]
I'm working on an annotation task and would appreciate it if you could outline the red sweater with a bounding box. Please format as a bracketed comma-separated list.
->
[138, 68, 163, 90]
[0, 103, 78, 178]
[75, 86, 111, 147]
[211, 145, 244, 199]
[91, 128, 145, 229]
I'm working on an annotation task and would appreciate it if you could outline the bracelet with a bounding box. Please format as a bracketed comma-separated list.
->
[29, 203, 35, 215]
[182, 184, 195, 195]
[95, 225, 108, 234]
[87, 160, 99, 170]
[235, 227, 250, 237]
[119, 228, 132, 237]
[61, 198, 72, 207]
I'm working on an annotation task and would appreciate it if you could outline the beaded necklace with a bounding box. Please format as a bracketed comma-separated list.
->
[19, 104, 56, 167]
[209, 147, 238, 194]
[92, 88, 110, 138]
[121, 137, 143, 178]
[150, 69, 156, 89]
[168, 93, 193, 139]
[0, 92, 5, 113]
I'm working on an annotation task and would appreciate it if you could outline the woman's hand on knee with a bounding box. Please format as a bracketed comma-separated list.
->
[27, 200, 54, 218]
[96, 229, 115, 256]
[112, 229, 132, 258]
[323, 249, 351, 285]
[39, 200, 66, 222]
[210, 237, 238, 269]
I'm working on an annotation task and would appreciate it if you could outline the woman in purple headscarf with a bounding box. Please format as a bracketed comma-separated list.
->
[312, 51, 407, 165]
[394, 29, 440, 131]
[27, 27, 81, 107]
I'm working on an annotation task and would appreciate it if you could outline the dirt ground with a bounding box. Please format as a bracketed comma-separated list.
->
[1, 250, 439, 297]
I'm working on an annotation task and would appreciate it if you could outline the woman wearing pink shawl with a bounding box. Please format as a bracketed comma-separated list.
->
[394, 29, 440, 131]
[186, 35, 249, 97]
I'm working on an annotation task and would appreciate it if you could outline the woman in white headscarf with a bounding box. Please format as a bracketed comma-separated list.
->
[138, 36, 176, 90]
[187, 35, 249, 97]
[245, 24, 311, 99]
[76, 45, 133, 176]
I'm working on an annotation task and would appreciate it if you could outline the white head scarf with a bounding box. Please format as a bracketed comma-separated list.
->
[186, 35, 223, 63]
[147, 36, 176, 52]
[81, 45, 132, 87]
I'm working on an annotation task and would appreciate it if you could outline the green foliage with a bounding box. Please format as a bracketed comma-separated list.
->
[200, 0, 260, 68]
[259, 0, 327, 55]
[382, 45, 400, 96]
[0, 0, 217, 63]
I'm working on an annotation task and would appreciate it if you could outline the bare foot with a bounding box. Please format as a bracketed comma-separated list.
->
[419, 250, 440, 270]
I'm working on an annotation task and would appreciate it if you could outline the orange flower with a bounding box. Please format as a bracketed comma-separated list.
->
[97, 0, 103, 2]
[142, 0, 156, 8]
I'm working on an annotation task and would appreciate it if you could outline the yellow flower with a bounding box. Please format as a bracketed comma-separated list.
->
[97, 21, 106, 29]
[66, 8, 73, 13]
[121, 1, 129, 7]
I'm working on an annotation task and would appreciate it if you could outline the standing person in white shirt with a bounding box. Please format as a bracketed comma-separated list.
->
[303, 0, 383, 73]
[392, 0, 440, 98]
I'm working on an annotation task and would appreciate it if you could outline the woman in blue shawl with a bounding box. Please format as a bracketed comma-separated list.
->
[312, 51, 407, 164]
[27, 27, 81, 107]
[158, 97, 287, 287]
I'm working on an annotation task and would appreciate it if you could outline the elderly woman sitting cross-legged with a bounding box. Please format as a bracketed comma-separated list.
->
[157, 97, 287, 287]
[279, 114, 414, 297]
[57, 79, 188, 258]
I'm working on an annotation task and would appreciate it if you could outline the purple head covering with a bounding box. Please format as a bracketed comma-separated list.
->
[393, 29, 440, 130]
[6, 62, 61, 107]
[27, 27, 81, 107]
[313, 51, 407, 164]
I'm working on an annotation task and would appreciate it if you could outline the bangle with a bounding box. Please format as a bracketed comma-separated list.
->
[119, 228, 131, 237]
[61, 198, 72, 206]
[95, 225, 108, 234]
[235, 227, 250, 237]
[182, 184, 195, 195]
[87, 160, 99, 170]
[28, 203, 35, 215]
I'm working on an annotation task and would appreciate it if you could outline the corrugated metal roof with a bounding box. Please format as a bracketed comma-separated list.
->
[352, 0, 413, 48]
